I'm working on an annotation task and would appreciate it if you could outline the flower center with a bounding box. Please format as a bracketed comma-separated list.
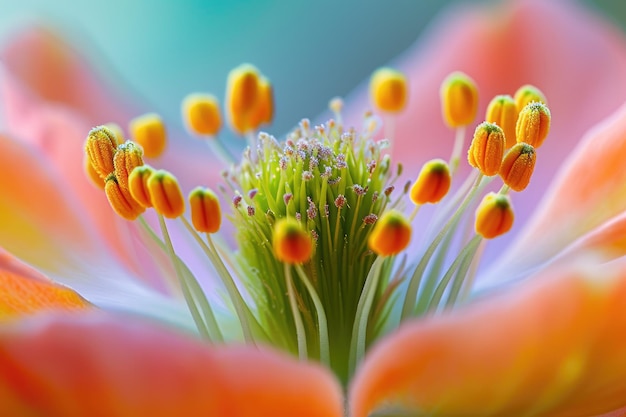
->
[83, 64, 550, 385]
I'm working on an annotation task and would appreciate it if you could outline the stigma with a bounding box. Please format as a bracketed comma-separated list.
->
[84, 64, 551, 384]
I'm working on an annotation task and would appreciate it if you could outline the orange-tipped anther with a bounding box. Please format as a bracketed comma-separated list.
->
[129, 113, 167, 158]
[499, 142, 536, 192]
[226, 63, 261, 135]
[514, 84, 547, 113]
[250, 76, 274, 127]
[147, 170, 185, 218]
[85, 125, 118, 180]
[468, 122, 506, 177]
[128, 165, 155, 208]
[369, 67, 408, 113]
[113, 141, 144, 191]
[410, 159, 451, 205]
[485, 95, 518, 148]
[189, 187, 222, 234]
[182, 93, 223, 136]
[440, 72, 479, 128]
[368, 210, 411, 256]
[105, 175, 145, 220]
[516, 102, 551, 149]
[475, 192, 514, 239]
[273, 217, 313, 264]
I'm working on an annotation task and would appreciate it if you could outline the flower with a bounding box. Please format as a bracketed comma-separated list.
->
[2, 1, 626, 417]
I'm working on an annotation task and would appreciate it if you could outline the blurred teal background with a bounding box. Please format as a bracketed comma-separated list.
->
[0, 0, 625, 138]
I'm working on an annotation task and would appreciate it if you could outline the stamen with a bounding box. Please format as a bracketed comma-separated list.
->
[273, 217, 313, 264]
[128, 165, 155, 208]
[104, 175, 145, 220]
[226, 63, 261, 136]
[500, 142, 536, 192]
[485, 94, 518, 148]
[129, 113, 167, 158]
[467, 122, 505, 177]
[474, 192, 515, 239]
[189, 187, 221, 234]
[367, 210, 411, 257]
[440, 71, 478, 128]
[84, 155, 105, 189]
[113, 141, 144, 191]
[516, 102, 551, 148]
[409, 159, 451, 220]
[182, 93, 223, 136]
[147, 170, 186, 218]
[514, 84, 547, 112]
[85, 126, 117, 179]
[369, 67, 408, 114]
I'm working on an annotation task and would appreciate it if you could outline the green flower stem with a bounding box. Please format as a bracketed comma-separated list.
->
[448, 238, 486, 307]
[449, 125, 466, 175]
[285, 263, 307, 360]
[294, 264, 330, 366]
[400, 174, 484, 321]
[156, 214, 221, 341]
[180, 216, 258, 344]
[349, 255, 385, 377]
[425, 234, 482, 314]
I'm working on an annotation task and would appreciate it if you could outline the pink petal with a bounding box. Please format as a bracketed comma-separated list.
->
[0, 312, 343, 417]
[350, 259, 626, 416]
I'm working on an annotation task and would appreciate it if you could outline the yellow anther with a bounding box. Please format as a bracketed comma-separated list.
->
[147, 170, 186, 218]
[85, 126, 117, 179]
[485, 95, 518, 148]
[467, 122, 506, 177]
[367, 210, 411, 257]
[514, 84, 547, 113]
[410, 159, 451, 205]
[189, 187, 222, 234]
[226, 63, 261, 135]
[250, 76, 274, 128]
[104, 123, 125, 145]
[129, 113, 167, 158]
[104, 175, 145, 221]
[182, 93, 222, 136]
[84, 155, 105, 189]
[499, 142, 536, 192]
[273, 217, 313, 264]
[113, 141, 144, 191]
[475, 192, 514, 239]
[440, 71, 479, 128]
[369, 67, 408, 113]
[128, 165, 155, 208]
[516, 102, 551, 148]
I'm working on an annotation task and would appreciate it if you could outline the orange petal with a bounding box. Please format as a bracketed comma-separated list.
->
[350, 260, 626, 416]
[0, 313, 343, 417]
[0, 269, 89, 320]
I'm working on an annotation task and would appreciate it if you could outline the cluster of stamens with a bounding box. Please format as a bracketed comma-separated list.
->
[83, 63, 551, 384]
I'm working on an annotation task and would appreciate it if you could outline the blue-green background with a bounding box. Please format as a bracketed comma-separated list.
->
[0, 0, 624, 137]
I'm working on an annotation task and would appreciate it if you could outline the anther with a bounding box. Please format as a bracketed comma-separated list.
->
[84, 156, 105, 189]
[249, 76, 274, 128]
[182, 93, 222, 136]
[499, 142, 536, 192]
[147, 170, 186, 218]
[104, 175, 145, 220]
[485, 95, 517, 148]
[514, 84, 547, 113]
[516, 102, 551, 148]
[273, 217, 313, 264]
[467, 122, 506, 176]
[113, 141, 144, 191]
[128, 165, 155, 208]
[226, 63, 261, 135]
[410, 158, 451, 205]
[475, 192, 514, 239]
[189, 187, 222, 234]
[369, 67, 408, 113]
[367, 210, 411, 256]
[440, 71, 479, 128]
[85, 125, 117, 179]
[129, 113, 167, 158]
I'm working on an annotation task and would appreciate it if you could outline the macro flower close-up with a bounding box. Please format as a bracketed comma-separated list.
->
[2, 0, 626, 416]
